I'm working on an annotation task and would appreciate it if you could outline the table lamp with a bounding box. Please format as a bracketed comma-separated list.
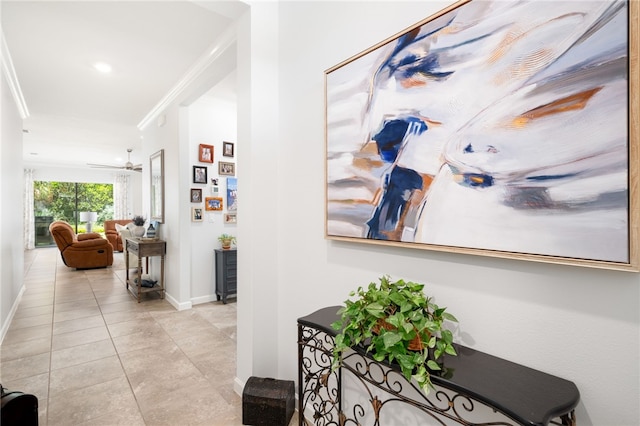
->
[79, 212, 98, 233]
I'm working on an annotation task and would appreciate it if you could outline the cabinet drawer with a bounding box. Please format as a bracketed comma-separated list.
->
[225, 252, 237, 265]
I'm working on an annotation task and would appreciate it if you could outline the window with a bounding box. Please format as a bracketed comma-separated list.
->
[34, 181, 114, 245]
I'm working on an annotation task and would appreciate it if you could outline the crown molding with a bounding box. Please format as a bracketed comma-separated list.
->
[137, 22, 237, 131]
[1, 32, 29, 119]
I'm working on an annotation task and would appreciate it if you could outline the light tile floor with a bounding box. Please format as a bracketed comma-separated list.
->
[0, 247, 249, 425]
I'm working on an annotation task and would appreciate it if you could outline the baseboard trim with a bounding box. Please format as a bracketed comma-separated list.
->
[233, 376, 245, 397]
[0, 284, 26, 345]
[191, 294, 218, 305]
[164, 292, 192, 311]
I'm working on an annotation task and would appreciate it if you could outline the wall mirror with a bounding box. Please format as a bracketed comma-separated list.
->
[150, 149, 164, 223]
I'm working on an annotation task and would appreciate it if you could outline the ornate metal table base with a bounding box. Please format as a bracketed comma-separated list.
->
[298, 307, 578, 426]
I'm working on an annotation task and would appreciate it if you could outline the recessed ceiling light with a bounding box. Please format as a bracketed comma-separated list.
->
[94, 62, 112, 73]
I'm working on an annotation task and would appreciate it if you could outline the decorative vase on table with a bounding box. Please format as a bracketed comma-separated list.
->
[146, 224, 156, 239]
[133, 226, 145, 238]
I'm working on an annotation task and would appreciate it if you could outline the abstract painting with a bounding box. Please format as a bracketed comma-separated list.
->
[325, 0, 638, 270]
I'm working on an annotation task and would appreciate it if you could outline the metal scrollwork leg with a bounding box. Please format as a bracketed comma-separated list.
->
[298, 324, 342, 425]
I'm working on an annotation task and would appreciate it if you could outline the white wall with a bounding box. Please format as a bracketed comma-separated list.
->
[236, 0, 281, 385]
[255, 2, 638, 425]
[30, 166, 139, 184]
[28, 167, 117, 184]
[0, 66, 25, 341]
[188, 94, 237, 302]
[141, 107, 187, 307]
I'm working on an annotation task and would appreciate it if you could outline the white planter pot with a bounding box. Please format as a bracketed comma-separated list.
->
[133, 226, 145, 238]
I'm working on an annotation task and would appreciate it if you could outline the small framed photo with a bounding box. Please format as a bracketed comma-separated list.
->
[219, 161, 235, 176]
[193, 166, 207, 184]
[227, 177, 237, 211]
[223, 141, 235, 158]
[205, 197, 223, 211]
[199, 144, 214, 163]
[190, 188, 202, 203]
[224, 213, 237, 224]
[192, 207, 203, 222]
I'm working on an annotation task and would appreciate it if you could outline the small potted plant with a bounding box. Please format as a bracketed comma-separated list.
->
[331, 275, 458, 395]
[131, 215, 146, 238]
[218, 233, 236, 249]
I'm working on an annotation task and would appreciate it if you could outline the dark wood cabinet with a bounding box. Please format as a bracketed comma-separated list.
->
[215, 249, 236, 304]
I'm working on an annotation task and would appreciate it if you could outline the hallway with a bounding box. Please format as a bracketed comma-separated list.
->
[1, 247, 242, 425]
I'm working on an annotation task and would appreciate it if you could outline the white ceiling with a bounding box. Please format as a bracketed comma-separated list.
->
[2, 1, 245, 170]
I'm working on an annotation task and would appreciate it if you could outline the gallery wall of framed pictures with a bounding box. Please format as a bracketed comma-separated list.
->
[190, 140, 238, 223]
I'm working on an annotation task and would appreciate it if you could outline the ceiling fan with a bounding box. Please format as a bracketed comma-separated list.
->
[88, 148, 142, 172]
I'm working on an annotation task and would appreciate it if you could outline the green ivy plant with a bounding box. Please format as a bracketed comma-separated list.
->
[331, 276, 458, 394]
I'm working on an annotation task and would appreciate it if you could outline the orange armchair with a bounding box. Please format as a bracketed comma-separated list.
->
[104, 219, 133, 252]
[49, 221, 113, 269]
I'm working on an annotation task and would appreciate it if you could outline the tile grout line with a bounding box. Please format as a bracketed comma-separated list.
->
[45, 250, 59, 426]
[47, 260, 118, 425]
[94, 259, 149, 425]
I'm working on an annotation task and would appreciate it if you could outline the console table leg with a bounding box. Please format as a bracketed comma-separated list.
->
[137, 256, 142, 303]
[298, 324, 343, 426]
[559, 411, 576, 426]
[160, 255, 165, 299]
[298, 324, 303, 426]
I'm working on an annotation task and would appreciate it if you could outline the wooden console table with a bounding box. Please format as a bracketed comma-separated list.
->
[125, 238, 166, 302]
[298, 306, 579, 426]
